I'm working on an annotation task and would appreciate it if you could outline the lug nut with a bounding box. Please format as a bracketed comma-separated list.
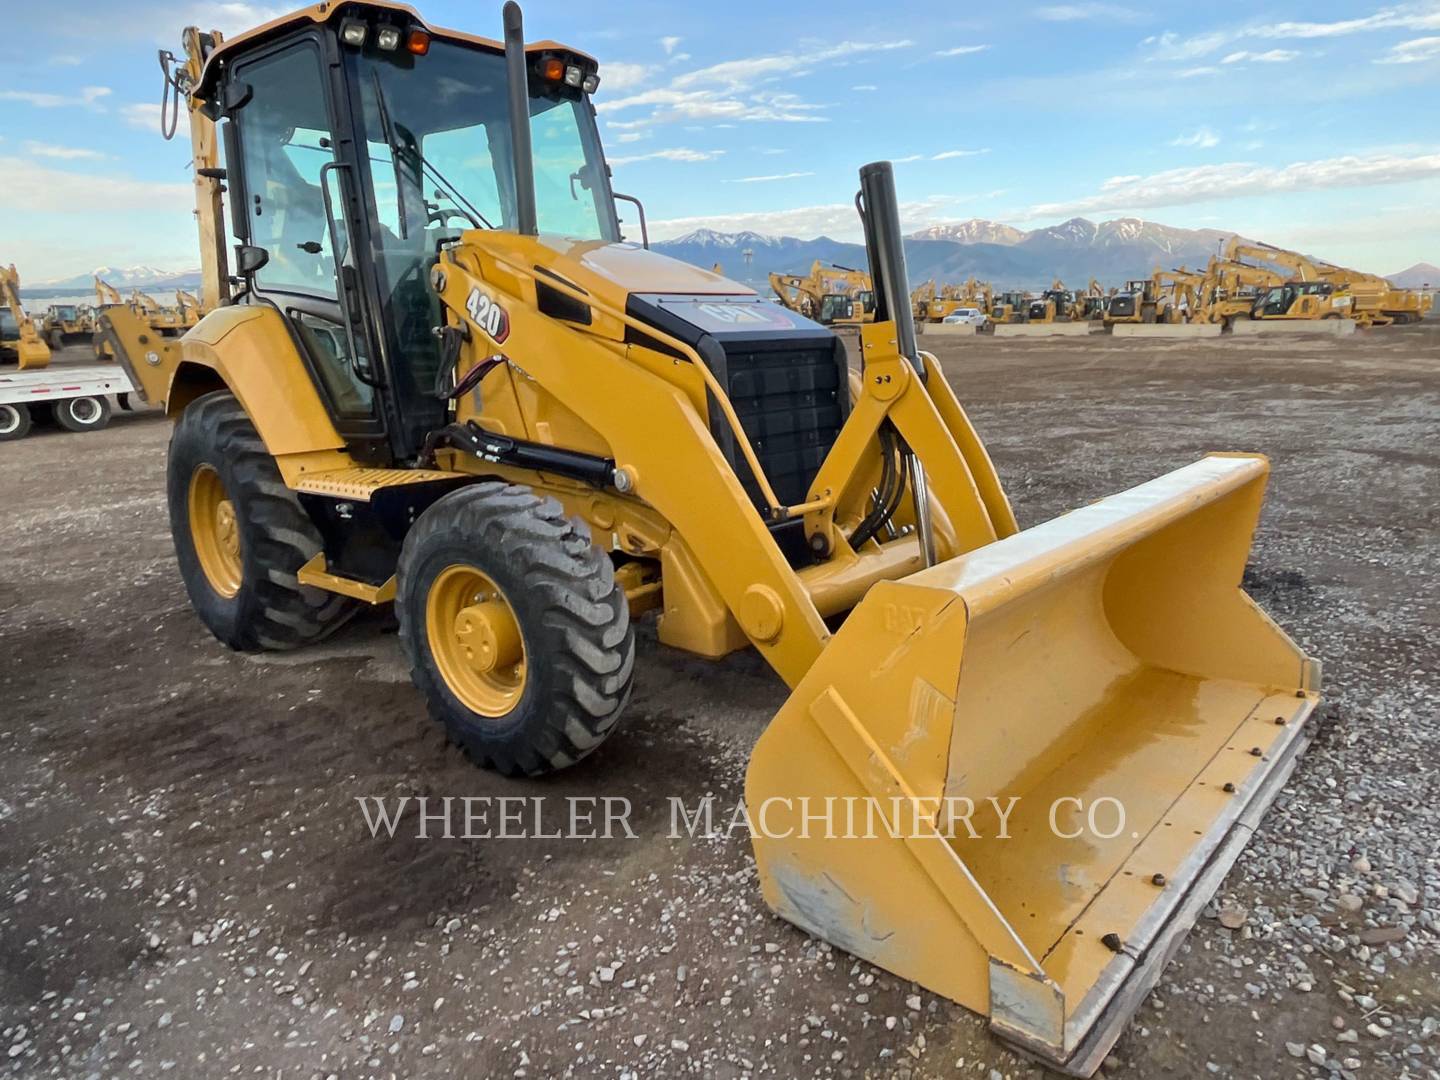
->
[1151, 873, 1166, 887]
[1249, 747, 1263, 756]
[1223, 782, 1236, 793]
[1101, 933, 1123, 953]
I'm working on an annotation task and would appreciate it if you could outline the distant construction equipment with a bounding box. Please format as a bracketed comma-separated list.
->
[1, 264, 52, 370]
[770, 260, 875, 326]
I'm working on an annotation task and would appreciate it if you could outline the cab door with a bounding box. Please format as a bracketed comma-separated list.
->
[224, 35, 390, 461]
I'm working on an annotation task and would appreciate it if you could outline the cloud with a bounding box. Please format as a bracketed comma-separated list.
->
[935, 45, 989, 56]
[0, 86, 110, 108]
[120, 103, 164, 131]
[599, 36, 909, 128]
[1376, 34, 1440, 61]
[672, 39, 909, 90]
[1030, 150, 1440, 216]
[1177, 65, 1221, 77]
[1036, 3, 1147, 21]
[600, 87, 828, 125]
[0, 155, 189, 213]
[609, 147, 725, 166]
[23, 141, 106, 160]
[852, 84, 878, 91]
[602, 62, 651, 92]
[1221, 48, 1300, 63]
[933, 148, 990, 159]
[1144, 5, 1440, 60]
[725, 171, 816, 183]
[660, 35, 682, 55]
[1169, 126, 1220, 148]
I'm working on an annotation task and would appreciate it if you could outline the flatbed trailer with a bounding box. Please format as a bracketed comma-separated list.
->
[0, 362, 136, 441]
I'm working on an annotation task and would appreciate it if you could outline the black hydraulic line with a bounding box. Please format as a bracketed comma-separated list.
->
[422, 421, 616, 488]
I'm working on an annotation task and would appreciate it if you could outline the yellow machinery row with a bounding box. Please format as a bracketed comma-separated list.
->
[0, 268, 204, 371]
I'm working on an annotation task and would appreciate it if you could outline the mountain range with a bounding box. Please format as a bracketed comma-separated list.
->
[1389, 262, 1438, 289]
[20, 265, 204, 301]
[17, 223, 1432, 301]
[661, 217, 1243, 291]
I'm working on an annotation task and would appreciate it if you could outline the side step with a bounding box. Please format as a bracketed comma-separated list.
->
[297, 553, 396, 605]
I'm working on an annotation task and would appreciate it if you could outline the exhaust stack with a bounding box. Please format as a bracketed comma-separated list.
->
[502, 1, 537, 235]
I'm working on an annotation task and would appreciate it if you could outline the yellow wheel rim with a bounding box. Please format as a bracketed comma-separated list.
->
[426, 564, 527, 717]
[188, 464, 242, 599]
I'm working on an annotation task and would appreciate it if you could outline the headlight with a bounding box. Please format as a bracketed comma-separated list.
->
[376, 27, 401, 51]
[340, 19, 367, 46]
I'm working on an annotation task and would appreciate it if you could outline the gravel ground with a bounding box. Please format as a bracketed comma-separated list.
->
[1, 325, 1437, 1080]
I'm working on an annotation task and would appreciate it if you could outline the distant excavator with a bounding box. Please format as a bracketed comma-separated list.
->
[770, 260, 874, 326]
[1, 264, 52, 370]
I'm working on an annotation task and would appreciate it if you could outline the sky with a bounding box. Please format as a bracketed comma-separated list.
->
[1, 0, 1438, 281]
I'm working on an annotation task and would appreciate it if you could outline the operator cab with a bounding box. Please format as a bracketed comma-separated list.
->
[196, 2, 617, 464]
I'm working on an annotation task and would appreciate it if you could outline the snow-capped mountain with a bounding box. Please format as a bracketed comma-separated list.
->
[32, 265, 202, 291]
[655, 215, 1240, 290]
[909, 220, 1025, 246]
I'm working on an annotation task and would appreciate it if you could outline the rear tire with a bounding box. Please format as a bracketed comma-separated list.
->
[167, 390, 356, 651]
[54, 395, 111, 433]
[0, 404, 32, 441]
[397, 482, 634, 776]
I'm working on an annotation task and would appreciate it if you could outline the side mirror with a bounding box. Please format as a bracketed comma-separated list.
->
[235, 244, 269, 276]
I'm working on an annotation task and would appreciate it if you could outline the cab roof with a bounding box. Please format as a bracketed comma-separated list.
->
[194, 0, 594, 99]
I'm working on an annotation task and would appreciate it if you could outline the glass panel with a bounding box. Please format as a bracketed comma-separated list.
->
[351, 42, 617, 429]
[235, 44, 346, 297]
[291, 308, 375, 418]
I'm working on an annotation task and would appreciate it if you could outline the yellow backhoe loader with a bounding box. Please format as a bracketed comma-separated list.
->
[1, 264, 52, 370]
[103, 4, 1320, 1073]
[132, 289, 190, 334]
[42, 303, 98, 349]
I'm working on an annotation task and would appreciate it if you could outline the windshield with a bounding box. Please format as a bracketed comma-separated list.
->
[54, 306, 77, 319]
[353, 41, 618, 243]
[0, 310, 17, 336]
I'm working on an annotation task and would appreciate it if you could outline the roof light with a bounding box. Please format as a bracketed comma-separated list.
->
[540, 57, 565, 81]
[376, 27, 400, 51]
[339, 18, 367, 46]
[406, 29, 431, 55]
[581, 73, 600, 94]
[564, 64, 583, 87]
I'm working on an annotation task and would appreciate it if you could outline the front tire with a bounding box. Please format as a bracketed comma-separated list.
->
[167, 390, 355, 651]
[397, 482, 634, 776]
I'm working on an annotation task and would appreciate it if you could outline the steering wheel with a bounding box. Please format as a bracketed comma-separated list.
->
[427, 206, 471, 228]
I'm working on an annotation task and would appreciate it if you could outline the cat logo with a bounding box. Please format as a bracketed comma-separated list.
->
[465, 286, 511, 345]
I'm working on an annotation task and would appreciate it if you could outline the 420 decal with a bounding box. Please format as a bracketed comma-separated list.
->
[465, 286, 511, 344]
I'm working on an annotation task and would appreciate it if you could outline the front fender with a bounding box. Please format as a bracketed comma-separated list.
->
[172, 306, 344, 457]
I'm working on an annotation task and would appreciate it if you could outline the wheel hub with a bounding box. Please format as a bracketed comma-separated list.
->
[426, 565, 527, 717]
[453, 600, 523, 675]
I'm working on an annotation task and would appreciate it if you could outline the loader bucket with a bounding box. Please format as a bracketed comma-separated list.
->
[747, 453, 1320, 1075]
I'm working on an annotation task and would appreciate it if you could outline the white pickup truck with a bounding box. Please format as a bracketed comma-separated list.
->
[0, 363, 137, 442]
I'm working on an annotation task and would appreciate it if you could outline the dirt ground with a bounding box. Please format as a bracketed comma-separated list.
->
[1, 325, 1437, 1080]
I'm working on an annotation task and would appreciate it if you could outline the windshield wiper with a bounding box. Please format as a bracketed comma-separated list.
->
[370, 69, 492, 233]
